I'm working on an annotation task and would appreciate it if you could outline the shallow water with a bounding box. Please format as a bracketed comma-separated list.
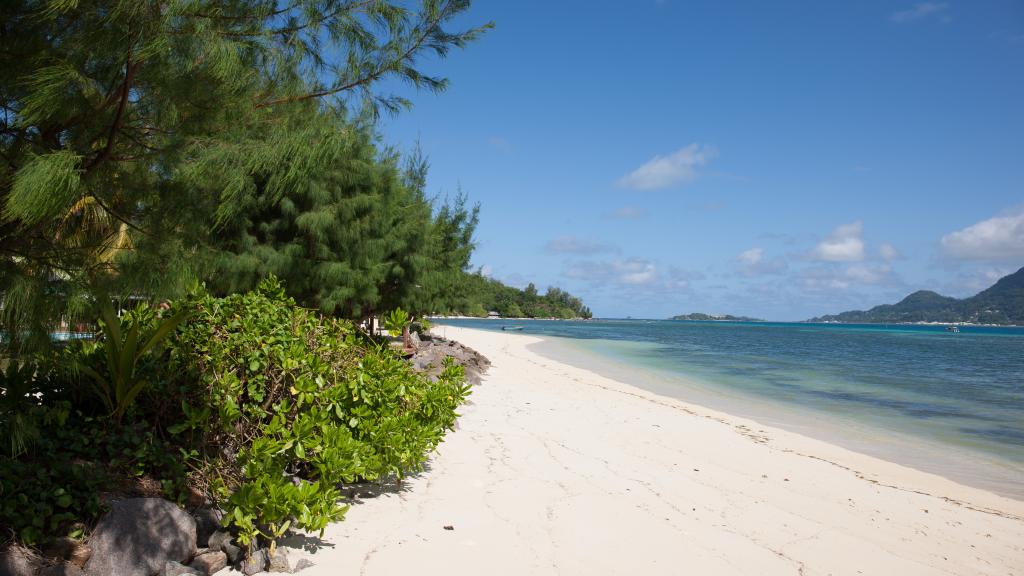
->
[435, 318, 1024, 498]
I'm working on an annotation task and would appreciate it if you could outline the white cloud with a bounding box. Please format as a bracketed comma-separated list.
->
[844, 264, 893, 284]
[545, 236, 617, 255]
[940, 209, 1024, 261]
[565, 258, 658, 286]
[737, 247, 787, 276]
[955, 267, 1012, 294]
[616, 144, 717, 190]
[738, 248, 763, 266]
[800, 264, 895, 291]
[879, 243, 901, 261]
[607, 206, 646, 220]
[812, 221, 865, 262]
[664, 266, 704, 290]
[890, 2, 950, 22]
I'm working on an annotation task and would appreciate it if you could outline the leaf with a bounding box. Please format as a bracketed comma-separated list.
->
[138, 307, 192, 356]
[4, 150, 82, 226]
[97, 298, 122, 349]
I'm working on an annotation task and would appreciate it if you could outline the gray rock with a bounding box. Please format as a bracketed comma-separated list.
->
[205, 530, 242, 564]
[189, 550, 227, 576]
[192, 508, 223, 548]
[0, 544, 41, 576]
[38, 563, 85, 576]
[163, 560, 201, 576]
[292, 558, 315, 573]
[240, 549, 268, 576]
[206, 530, 230, 552]
[266, 548, 291, 573]
[83, 498, 197, 576]
[407, 337, 489, 385]
[221, 540, 243, 564]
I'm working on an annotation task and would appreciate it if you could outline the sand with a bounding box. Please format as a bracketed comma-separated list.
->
[286, 326, 1024, 575]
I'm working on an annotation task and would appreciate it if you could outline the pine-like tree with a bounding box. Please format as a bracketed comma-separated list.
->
[0, 0, 490, 350]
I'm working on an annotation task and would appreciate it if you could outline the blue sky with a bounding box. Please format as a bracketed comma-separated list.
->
[377, 1, 1024, 320]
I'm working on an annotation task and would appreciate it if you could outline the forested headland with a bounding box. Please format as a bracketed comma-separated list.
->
[441, 273, 592, 319]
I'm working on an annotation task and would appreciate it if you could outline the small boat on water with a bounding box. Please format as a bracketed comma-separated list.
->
[502, 325, 525, 331]
[945, 326, 960, 333]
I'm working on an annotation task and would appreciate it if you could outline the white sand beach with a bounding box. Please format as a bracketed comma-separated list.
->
[289, 326, 1024, 575]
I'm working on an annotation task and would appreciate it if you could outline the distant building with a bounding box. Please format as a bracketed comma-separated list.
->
[487, 311, 501, 318]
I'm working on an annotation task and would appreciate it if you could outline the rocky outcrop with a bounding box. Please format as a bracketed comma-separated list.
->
[408, 333, 490, 385]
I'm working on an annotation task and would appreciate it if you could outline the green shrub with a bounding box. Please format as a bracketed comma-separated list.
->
[0, 277, 471, 550]
[169, 277, 471, 550]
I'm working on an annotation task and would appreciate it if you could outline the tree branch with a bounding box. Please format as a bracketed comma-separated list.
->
[86, 52, 139, 172]
[253, 5, 447, 109]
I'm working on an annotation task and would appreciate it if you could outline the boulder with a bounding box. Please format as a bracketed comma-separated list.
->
[221, 540, 243, 565]
[0, 544, 41, 576]
[240, 548, 268, 575]
[162, 561, 201, 576]
[192, 508, 222, 548]
[266, 548, 290, 573]
[83, 498, 197, 576]
[206, 531, 242, 565]
[293, 558, 315, 573]
[205, 530, 230, 551]
[189, 550, 227, 576]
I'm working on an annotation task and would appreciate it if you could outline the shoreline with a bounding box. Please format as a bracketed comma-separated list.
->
[284, 325, 1023, 575]
[526, 333, 1024, 499]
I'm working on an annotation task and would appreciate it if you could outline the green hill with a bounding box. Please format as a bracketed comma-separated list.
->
[808, 266, 1024, 325]
[670, 313, 763, 322]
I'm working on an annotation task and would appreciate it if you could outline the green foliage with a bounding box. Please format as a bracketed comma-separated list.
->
[208, 121, 481, 322]
[444, 274, 593, 319]
[384, 308, 411, 337]
[1, 279, 472, 548]
[168, 278, 471, 549]
[0, 360, 47, 457]
[73, 301, 191, 423]
[0, 0, 490, 353]
[3, 150, 82, 226]
[0, 415, 189, 546]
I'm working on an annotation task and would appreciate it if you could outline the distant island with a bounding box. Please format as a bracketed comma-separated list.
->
[808, 266, 1024, 325]
[670, 313, 763, 322]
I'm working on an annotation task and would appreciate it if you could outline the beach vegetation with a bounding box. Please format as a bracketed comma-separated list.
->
[0, 279, 472, 552]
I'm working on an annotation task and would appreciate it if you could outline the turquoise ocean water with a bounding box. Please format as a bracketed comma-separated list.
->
[435, 318, 1024, 499]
